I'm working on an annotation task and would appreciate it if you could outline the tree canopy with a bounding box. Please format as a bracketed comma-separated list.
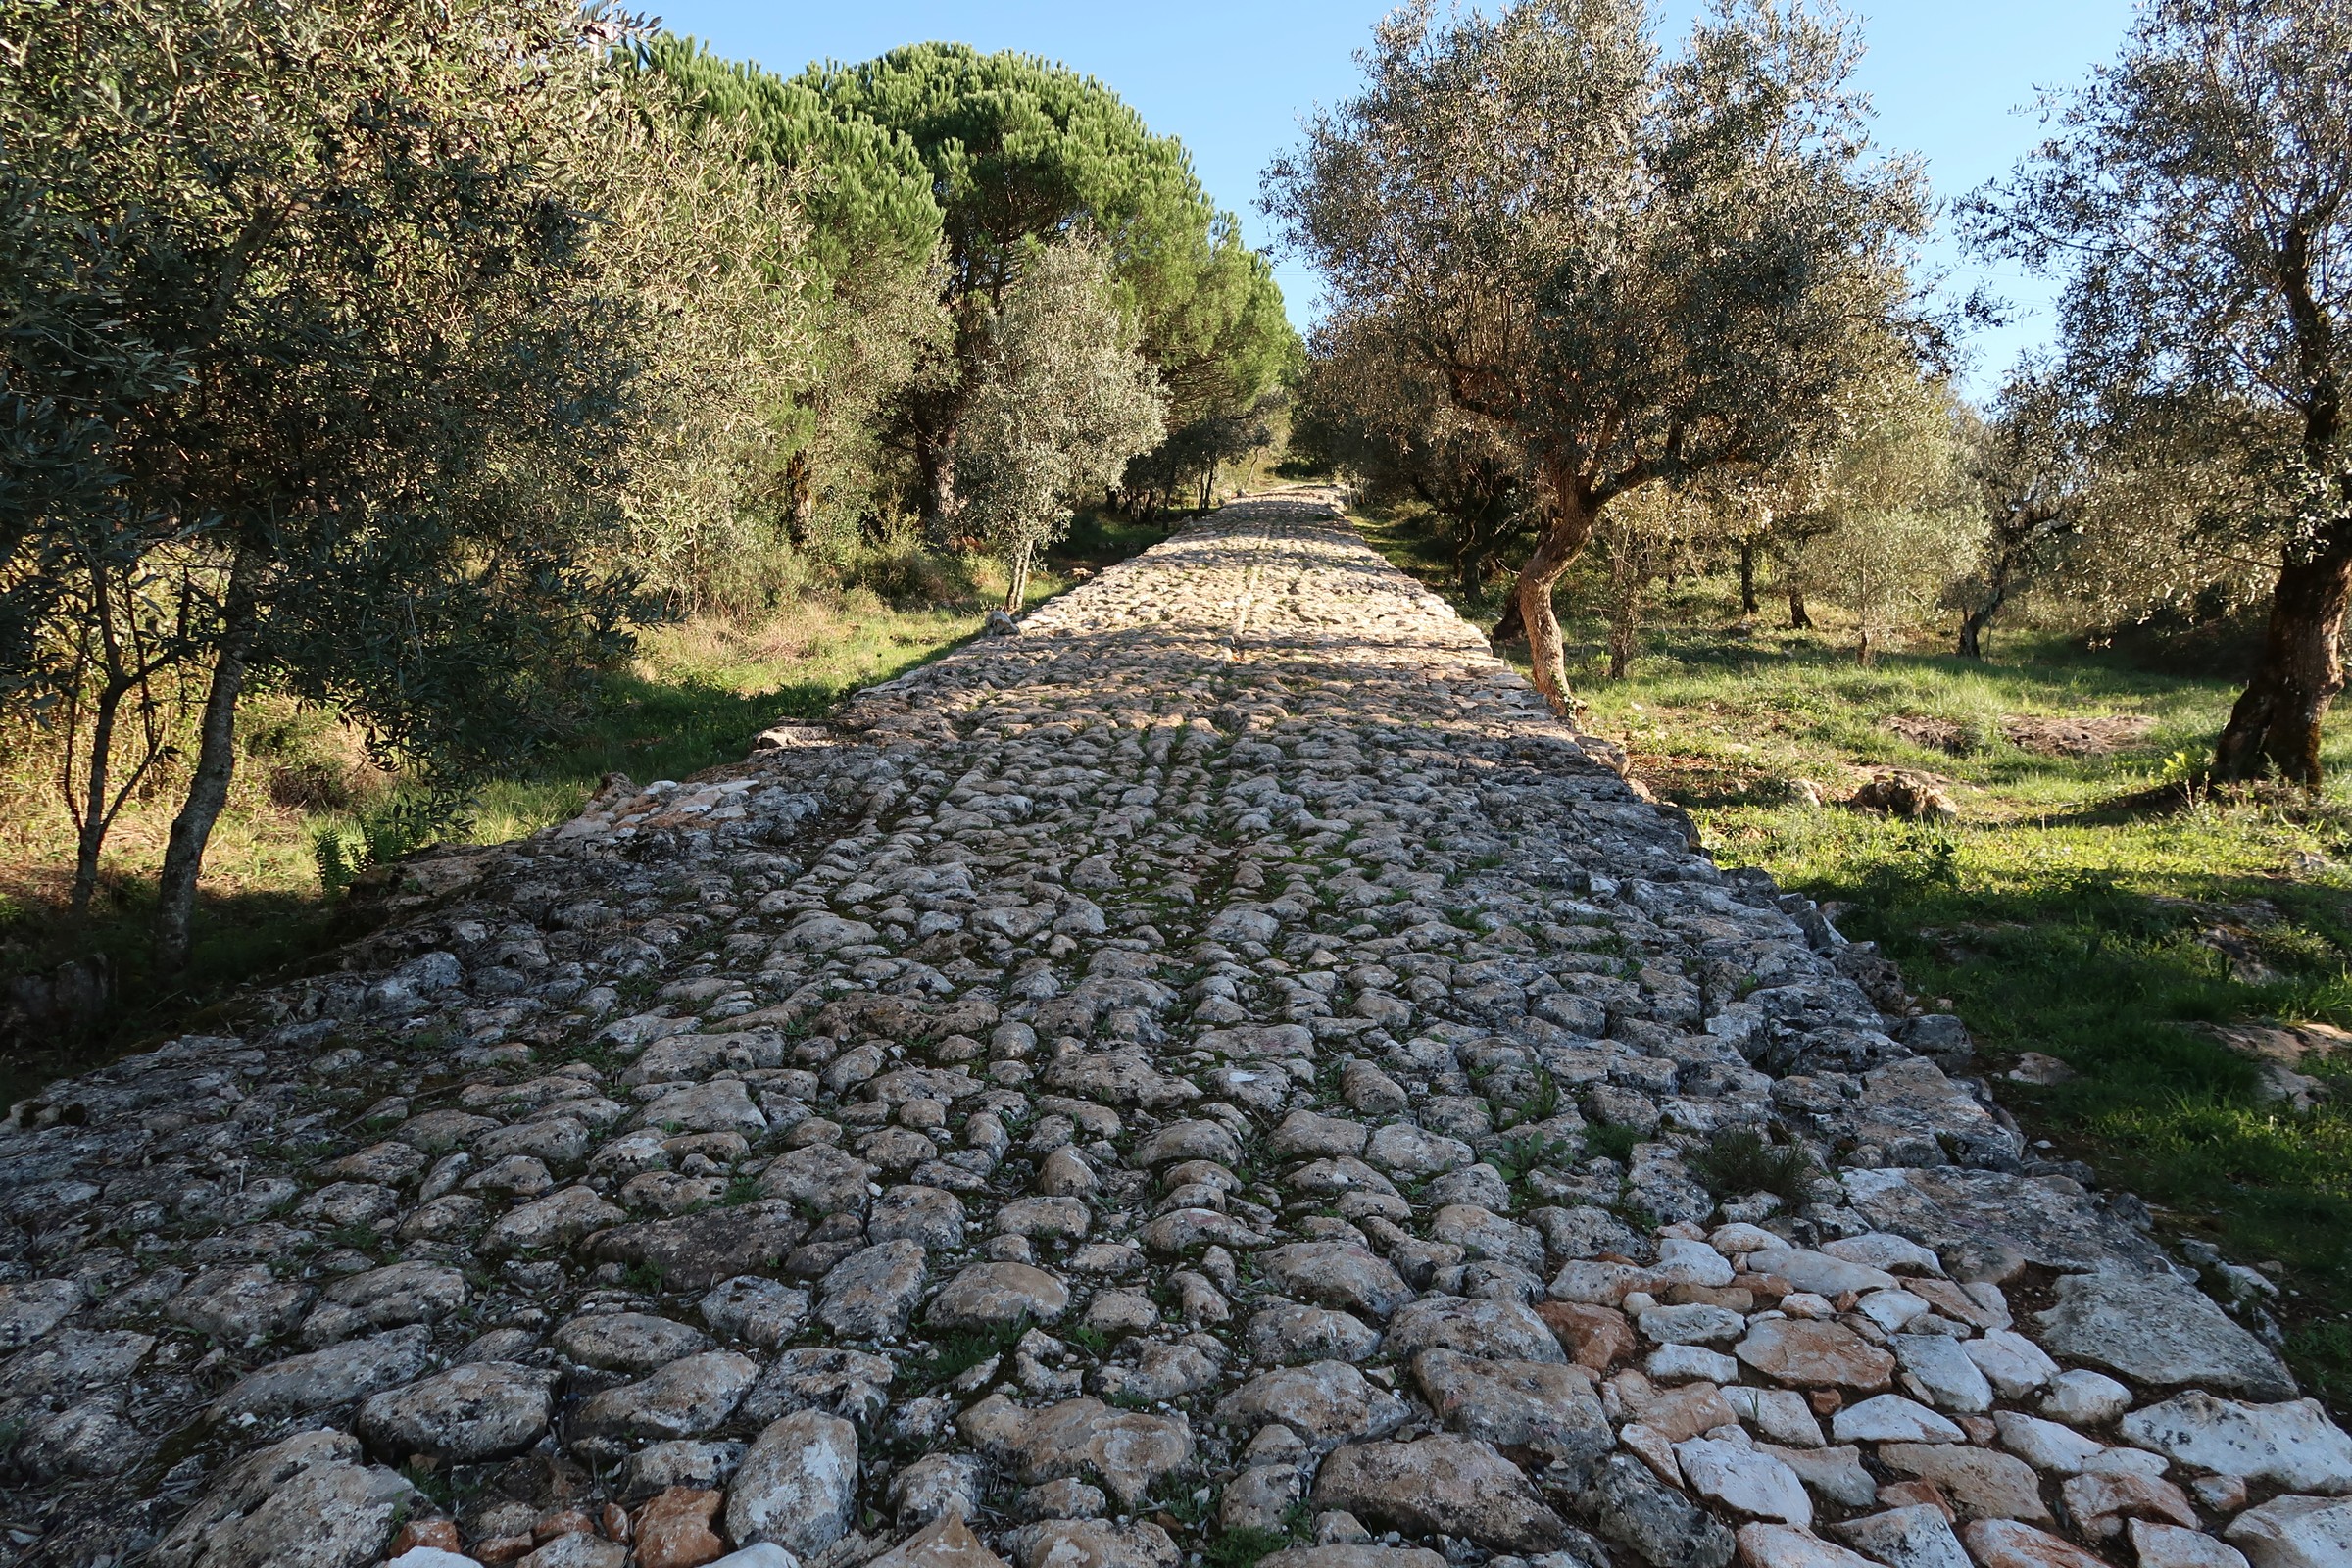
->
[2, 0, 806, 962]
[743, 42, 1298, 528]
[1266, 0, 1931, 709]
[1968, 0, 2352, 783]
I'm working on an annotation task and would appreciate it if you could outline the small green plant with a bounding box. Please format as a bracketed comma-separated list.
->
[400, 1460, 454, 1510]
[1485, 1130, 1574, 1186]
[2286, 1317, 2352, 1407]
[2155, 747, 2211, 790]
[621, 1259, 672, 1296]
[313, 790, 475, 895]
[1688, 1127, 1818, 1202]
[1513, 1068, 1561, 1123]
[1202, 1528, 1289, 1568]
[907, 1317, 1028, 1390]
[1584, 1122, 1642, 1163]
[1147, 1475, 1214, 1532]
[1065, 1323, 1110, 1355]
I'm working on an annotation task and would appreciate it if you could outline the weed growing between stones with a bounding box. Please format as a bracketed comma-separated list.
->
[1687, 1128, 1818, 1204]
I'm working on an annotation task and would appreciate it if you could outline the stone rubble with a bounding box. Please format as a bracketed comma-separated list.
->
[0, 494, 2341, 1568]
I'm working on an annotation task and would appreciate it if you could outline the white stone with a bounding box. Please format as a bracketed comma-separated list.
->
[1831, 1395, 1964, 1446]
[1820, 1234, 1944, 1276]
[1641, 1304, 1746, 1346]
[1855, 1290, 1931, 1334]
[389, 1552, 482, 1568]
[1649, 1344, 1740, 1384]
[1781, 1293, 1837, 1321]
[1549, 1260, 1651, 1305]
[1711, 1223, 1783, 1256]
[708, 1549, 802, 1568]
[1892, 1333, 1993, 1414]
[727, 1410, 858, 1555]
[2043, 1368, 2133, 1426]
[1734, 1524, 1879, 1568]
[2085, 1446, 2171, 1478]
[1746, 1250, 1897, 1296]
[1830, 1505, 1969, 1568]
[1995, 1410, 2106, 1476]
[2119, 1394, 2352, 1494]
[2224, 1494, 2352, 1568]
[1725, 1386, 1826, 1447]
[1653, 1237, 1736, 1289]
[1965, 1330, 2060, 1398]
[1674, 1435, 1811, 1525]
[2127, 1522, 2247, 1568]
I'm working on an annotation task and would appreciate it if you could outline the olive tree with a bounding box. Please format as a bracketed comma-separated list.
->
[1267, 0, 1929, 710]
[1, 0, 805, 966]
[1966, 0, 2352, 784]
[1292, 312, 1531, 600]
[961, 238, 1167, 611]
[1795, 376, 1980, 663]
[1951, 365, 2088, 659]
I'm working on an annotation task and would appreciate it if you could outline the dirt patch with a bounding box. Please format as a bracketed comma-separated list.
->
[2000, 713, 2156, 756]
[1884, 712, 2155, 757]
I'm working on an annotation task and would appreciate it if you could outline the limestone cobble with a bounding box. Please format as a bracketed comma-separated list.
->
[0, 494, 2336, 1568]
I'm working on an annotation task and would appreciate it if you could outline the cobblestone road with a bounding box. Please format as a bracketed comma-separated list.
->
[2, 494, 2342, 1568]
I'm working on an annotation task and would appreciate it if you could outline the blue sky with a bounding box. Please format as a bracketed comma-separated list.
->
[649, 1, 2135, 400]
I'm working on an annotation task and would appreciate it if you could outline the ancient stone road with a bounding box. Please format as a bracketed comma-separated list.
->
[2, 494, 2345, 1568]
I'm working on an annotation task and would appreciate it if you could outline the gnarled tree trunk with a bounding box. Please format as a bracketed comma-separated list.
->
[1955, 574, 2011, 660]
[2214, 548, 2352, 787]
[1788, 588, 1813, 630]
[1738, 539, 1760, 616]
[1505, 477, 1598, 714]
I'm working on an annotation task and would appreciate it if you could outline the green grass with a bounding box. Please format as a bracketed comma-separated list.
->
[1355, 502, 2352, 1408]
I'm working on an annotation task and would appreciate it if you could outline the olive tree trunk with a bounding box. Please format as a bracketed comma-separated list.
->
[1003, 538, 1034, 613]
[154, 549, 261, 972]
[2213, 548, 2352, 788]
[1505, 480, 1599, 714]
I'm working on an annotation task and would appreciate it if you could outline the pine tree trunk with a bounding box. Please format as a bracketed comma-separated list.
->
[155, 550, 261, 972]
[1788, 588, 1813, 630]
[2214, 549, 2352, 787]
